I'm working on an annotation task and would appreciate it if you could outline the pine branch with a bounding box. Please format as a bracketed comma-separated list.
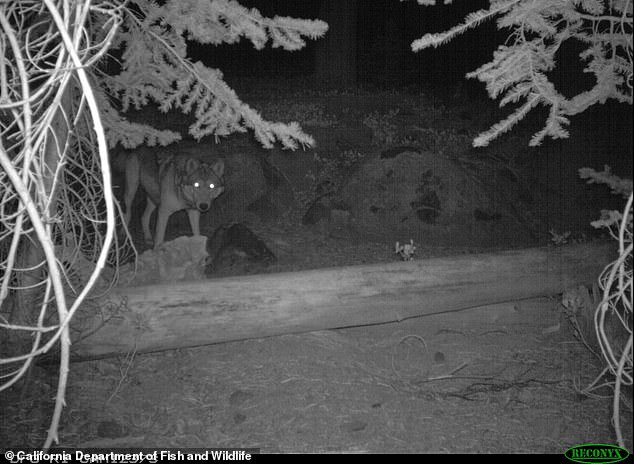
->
[529, 103, 570, 146]
[579, 166, 634, 198]
[100, 0, 325, 150]
[473, 93, 540, 147]
[413, 0, 632, 146]
[411, 0, 520, 51]
[96, 88, 181, 148]
[161, 0, 327, 50]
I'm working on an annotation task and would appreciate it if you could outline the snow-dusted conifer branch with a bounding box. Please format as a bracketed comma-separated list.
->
[101, 0, 328, 150]
[410, 0, 632, 147]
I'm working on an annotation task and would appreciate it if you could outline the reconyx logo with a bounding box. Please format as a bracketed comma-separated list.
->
[565, 444, 629, 464]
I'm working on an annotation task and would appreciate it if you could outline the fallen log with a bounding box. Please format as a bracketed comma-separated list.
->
[73, 242, 614, 359]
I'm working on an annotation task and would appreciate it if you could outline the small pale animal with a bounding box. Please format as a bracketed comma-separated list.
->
[121, 147, 225, 248]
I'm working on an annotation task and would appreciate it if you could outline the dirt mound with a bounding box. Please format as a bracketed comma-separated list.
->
[340, 149, 532, 246]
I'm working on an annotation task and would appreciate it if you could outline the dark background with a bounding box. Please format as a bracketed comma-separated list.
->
[190, 0, 594, 97]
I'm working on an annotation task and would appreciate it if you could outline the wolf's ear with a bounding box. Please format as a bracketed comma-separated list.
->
[185, 158, 200, 174]
[212, 159, 225, 177]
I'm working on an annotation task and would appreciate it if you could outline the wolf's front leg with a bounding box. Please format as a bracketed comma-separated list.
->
[186, 208, 201, 236]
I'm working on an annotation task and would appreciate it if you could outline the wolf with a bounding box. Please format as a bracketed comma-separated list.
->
[119, 146, 225, 248]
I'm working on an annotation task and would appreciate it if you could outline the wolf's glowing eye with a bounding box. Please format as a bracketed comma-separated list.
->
[193, 182, 200, 188]
[209, 183, 215, 189]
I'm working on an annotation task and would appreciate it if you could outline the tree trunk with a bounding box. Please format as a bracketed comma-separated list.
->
[314, 0, 357, 86]
[73, 242, 613, 359]
[12, 86, 72, 328]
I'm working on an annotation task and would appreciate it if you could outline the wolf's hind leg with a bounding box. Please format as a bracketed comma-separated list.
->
[141, 198, 156, 245]
[123, 155, 141, 227]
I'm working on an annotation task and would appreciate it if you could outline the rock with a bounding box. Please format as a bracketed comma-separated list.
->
[205, 223, 276, 276]
[118, 235, 208, 286]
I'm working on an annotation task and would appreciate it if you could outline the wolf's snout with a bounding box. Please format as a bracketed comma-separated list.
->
[198, 202, 210, 211]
